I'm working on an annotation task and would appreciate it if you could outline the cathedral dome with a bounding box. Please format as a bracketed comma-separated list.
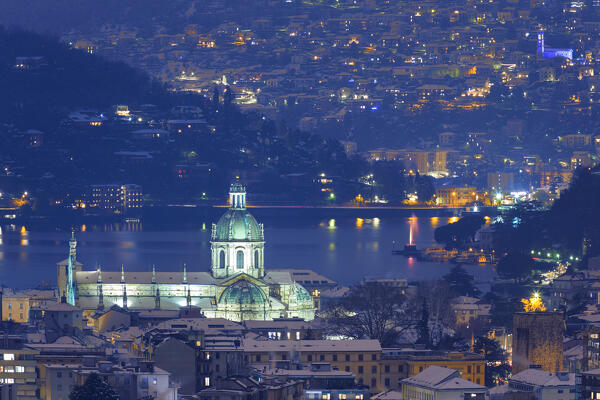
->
[219, 279, 266, 305]
[294, 283, 312, 302]
[213, 209, 263, 241]
[212, 182, 263, 242]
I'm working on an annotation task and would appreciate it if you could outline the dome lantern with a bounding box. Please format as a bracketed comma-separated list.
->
[229, 182, 246, 210]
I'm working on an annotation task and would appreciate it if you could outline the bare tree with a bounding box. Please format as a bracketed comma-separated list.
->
[328, 282, 414, 346]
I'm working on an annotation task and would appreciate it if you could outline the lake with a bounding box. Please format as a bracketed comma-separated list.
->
[0, 208, 496, 289]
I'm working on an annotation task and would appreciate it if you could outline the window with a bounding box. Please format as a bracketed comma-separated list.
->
[358, 354, 363, 361]
[3, 354, 14, 361]
[371, 378, 376, 387]
[57, 384, 62, 391]
[308, 355, 313, 361]
[476, 365, 480, 373]
[236, 250, 244, 269]
[558, 390, 563, 394]
[345, 366, 350, 372]
[256, 355, 261, 362]
[320, 355, 325, 361]
[468, 365, 472, 373]
[333, 355, 338, 362]
[57, 372, 62, 378]
[219, 250, 225, 269]
[358, 366, 364, 373]
[385, 365, 390, 373]
[385, 378, 390, 387]
[398, 365, 403, 373]
[345, 355, 350, 361]
[372, 354, 377, 361]
[19, 313, 23, 320]
[372, 366, 377, 373]
[204, 377, 210, 387]
[19, 303, 23, 309]
[254, 250, 259, 267]
[7, 304, 11, 309]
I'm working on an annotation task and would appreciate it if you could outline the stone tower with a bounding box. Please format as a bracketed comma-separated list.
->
[513, 312, 564, 373]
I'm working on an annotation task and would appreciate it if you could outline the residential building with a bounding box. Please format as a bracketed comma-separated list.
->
[0, 335, 39, 400]
[401, 366, 486, 400]
[381, 349, 486, 389]
[88, 184, 143, 213]
[257, 363, 369, 400]
[507, 368, 575, 400]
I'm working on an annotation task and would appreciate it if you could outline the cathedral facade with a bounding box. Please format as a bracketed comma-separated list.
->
[57, 183, 316, 321]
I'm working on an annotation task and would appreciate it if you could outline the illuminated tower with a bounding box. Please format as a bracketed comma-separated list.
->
[66, 231, 77, 305]
[537, 31, 545, 54]
[513, 311, 564, 373]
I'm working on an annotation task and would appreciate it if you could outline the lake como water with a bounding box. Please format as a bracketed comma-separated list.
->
[0, 208, 495, 288]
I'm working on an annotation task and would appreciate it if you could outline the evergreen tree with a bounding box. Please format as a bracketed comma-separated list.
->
[70, 373, 119, 400]
[443, 265, 479, 297]
[212, 87, 220, 110]
[474, 336, 510, 387]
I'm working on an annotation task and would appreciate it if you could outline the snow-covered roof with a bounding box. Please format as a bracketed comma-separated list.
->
[510, 369, 574, 387]
[402, 366, 486, 392]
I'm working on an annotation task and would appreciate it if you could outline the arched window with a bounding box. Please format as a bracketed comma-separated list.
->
[219, 250, 225, 269]
[254, 250, 260, 267]
[236, 250, 244, 269]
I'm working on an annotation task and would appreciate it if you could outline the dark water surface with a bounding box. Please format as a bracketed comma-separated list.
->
[0, 208, 495, 288]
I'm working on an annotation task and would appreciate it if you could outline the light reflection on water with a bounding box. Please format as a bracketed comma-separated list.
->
[0, 212, 496, 288]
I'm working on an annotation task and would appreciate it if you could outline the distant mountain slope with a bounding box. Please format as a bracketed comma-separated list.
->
[0, 28, 166, 129]
[0, 0, 266, 35]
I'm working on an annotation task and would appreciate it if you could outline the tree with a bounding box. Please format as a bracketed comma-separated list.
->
[473, 336, 510, 387]
[496, 252, 533, 282]
[371, 161, 407, 204]
[329, 282, 414, 346]
[434, 215, 485, 249]
[70, 373, 119, 400]
[443, 265, 480, 297]
[416, 300, 431, 348]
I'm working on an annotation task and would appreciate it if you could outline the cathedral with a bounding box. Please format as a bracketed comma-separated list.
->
[57, 183, 316, 321]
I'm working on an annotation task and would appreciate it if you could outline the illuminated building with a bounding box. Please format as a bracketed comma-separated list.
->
[401, 366, 486, 400]
[57, 183, 316, 321]
[0, 335, 39, 400]
[487, 172, 514, 191]
[537, 32, 573, 60]
[89, 184, 143, 213]
[435, 187, 479, 207]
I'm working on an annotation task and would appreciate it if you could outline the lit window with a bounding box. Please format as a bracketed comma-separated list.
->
[204, 377, 210, 387]
[3, 354, 14, 361]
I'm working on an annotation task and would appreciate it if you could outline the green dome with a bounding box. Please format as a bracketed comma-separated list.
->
[220, 280, 266, 305]
[295, 283, 312, 302]
[213, 209, 263, 242]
